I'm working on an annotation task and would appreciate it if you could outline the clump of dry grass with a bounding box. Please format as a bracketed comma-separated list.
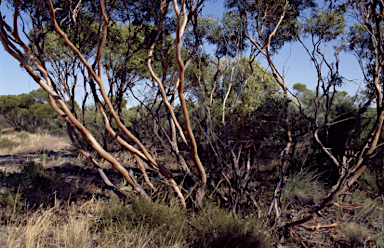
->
[335, 222, 370, 247]
[3, 197, 186, 248]
[282, 168, 325, 207]
[6, 207, 94, 248]
[3, 195, 272, 248]
[0, 132, 71, 155]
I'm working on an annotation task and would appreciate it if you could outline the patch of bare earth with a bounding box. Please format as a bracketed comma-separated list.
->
[0, 133, 74, 175]
[0, 132, 72, 156]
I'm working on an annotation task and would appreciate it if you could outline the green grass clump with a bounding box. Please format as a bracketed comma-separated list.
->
[98, 198, 271, 248]
[189, 202, 270, 248]
[337, 222, 369, 248]
[358, 168, 384, 195]
[16, 131, 30, 140]
[283, 168, 325, 206]
[0, 138, 19, 149]
[22, 162, 47, 186]
[98, 197, 187, 246]
[375, 233, 384, 248]
[0, 192, 24, 208]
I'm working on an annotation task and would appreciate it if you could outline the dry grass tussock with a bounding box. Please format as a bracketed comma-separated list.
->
[4, 198, 142, 248]
[2, 196, 270, 248]
[0, 130, 271, 247]
[0, 131, 71, 155]
[3, 197, 180, 248]
[1, 131, 382, 247]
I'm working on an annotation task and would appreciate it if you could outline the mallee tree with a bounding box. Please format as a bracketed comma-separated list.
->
[1, 0, 384, 231]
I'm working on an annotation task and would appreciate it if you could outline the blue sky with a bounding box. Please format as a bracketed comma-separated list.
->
[0, 1, 364, 100]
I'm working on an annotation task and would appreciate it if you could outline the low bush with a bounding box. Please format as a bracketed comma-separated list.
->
[98, 197, 187, 246]
[98, 198, 271, 248]
[358, 168, 384, 195]
[0, 138, 19, 149]
[0, 191, 26, 221]
[188, 202, 270, 248]
[22, 162, 47, 187]
[16, 131, 30, 140]
[336, 222, 369, 248]
[0, 192, 24, 209]
[282, 168, 325, 207]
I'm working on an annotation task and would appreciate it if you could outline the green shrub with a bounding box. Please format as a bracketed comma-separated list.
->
[0, 138, 19, 149]
[337, 222, 368, 248]
[16, 131, 30, 140]
[0, 192, 26, 217]
[0, 192, 24, 208]
[22, 162, 47, 187]
[99, 197, 187, 246]
[283, 168, 325, 207]
[98, 198, 271, 247]
[189, 203, 271, 248]
[376, 233, 384, 248]
[358, 168, 384, 195]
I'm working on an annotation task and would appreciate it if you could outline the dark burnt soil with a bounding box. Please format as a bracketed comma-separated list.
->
[0, 150, 186, 211]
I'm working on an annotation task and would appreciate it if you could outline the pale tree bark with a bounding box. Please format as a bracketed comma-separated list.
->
[0, 0, 208, 208]
[172, 0, 207, 208]
[145, 0, 207, 207]
[241, 0, 293, 223]
[49, 0, 189, 207]
[0, 10, 146, 197]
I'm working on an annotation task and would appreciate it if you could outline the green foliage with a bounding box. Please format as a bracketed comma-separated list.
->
[99, 197, 187, 246]
[22, 162, 47, 187]
[30, 103, 55, 119]
[292, 84, 359, 149]
[16, 131, 30, 140]
[40, 153, 47, 163]
[303, 8, 346, 41]
[357, 168, 384, 195]
[293, 83, 310, 95]
[282, 169, 325, 206]
[0, 138, 19, 149]
[0, 192, 25, 209]
[0, 88, 65, 133]
[103, 23, 161, 80]
[226, 0, 316, 53]
[201, 11, 247, 57]
[189, 202, 270, 248]
[0, 161, 49, 192]
[98, 198, 270, 247]
[347, 20, 383, 89]
[196, 56, 281, 131]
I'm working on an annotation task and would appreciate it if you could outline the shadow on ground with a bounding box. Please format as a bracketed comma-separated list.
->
[0, 156, 128, 217]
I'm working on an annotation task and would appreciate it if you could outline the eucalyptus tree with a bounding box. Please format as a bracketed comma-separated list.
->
[224, 0, 316, 221]
[0, 0, 208, 207]
[283, 0, 384, 229]
[0, 89, 59, 132]
[182, 8, 288, 213]
[221, 0, 383, 229]
[200, 56, 284, 215]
